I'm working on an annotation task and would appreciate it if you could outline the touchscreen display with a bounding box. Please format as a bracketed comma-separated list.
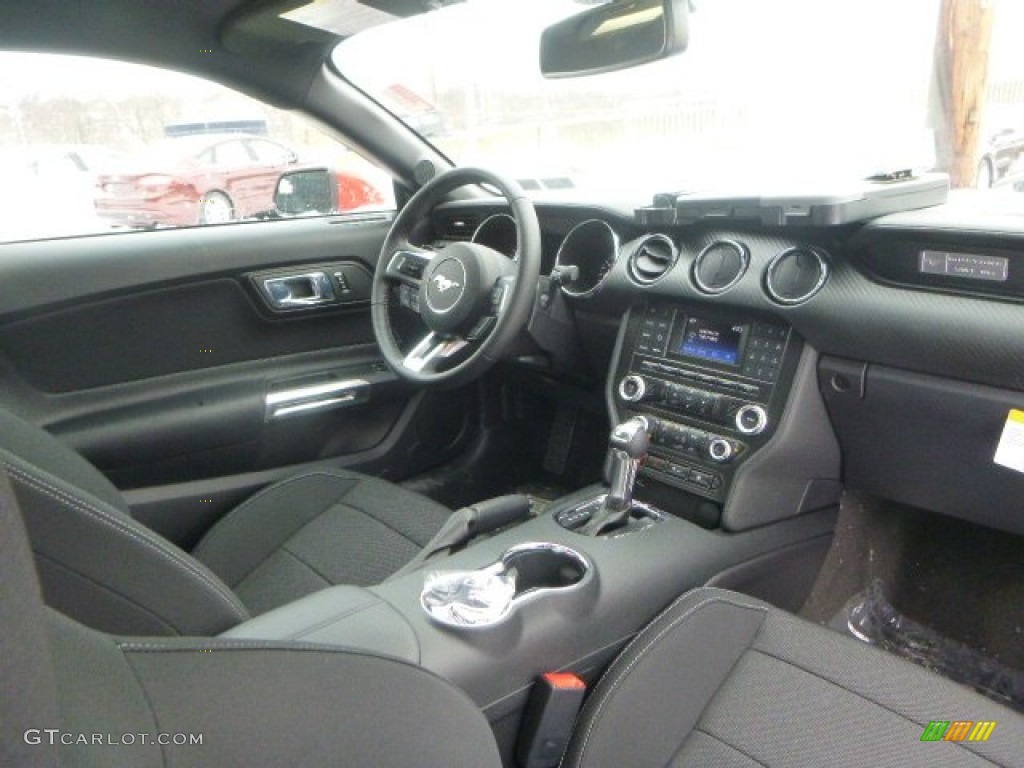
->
[679, 316, 745, 365]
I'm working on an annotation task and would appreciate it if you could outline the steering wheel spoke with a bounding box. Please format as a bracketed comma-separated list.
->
[459, 276, 516, 341]
[403, 332, 471, 373]
[384, 244, 434, 288]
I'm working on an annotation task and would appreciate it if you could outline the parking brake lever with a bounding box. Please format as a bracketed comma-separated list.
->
[388, 494, 532, 580]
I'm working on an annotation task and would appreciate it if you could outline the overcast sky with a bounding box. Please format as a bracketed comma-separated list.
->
[3, 0, 1024, 186]
[3, 0, 1022, 101]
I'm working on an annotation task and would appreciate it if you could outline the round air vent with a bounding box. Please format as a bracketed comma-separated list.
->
[627, 234, 677, 285]
[692, 240, 749, 294]
[764, 247, 829, 305]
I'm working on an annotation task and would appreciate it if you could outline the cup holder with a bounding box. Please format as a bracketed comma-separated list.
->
[504, 543, 587, 593]
[421, 542, 591, 629]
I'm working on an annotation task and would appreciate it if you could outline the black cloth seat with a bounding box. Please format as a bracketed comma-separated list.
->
[191, 468, 451, 615]
[563, 586, 1024, 768]
[0, 468, 501, 768]
[0, 407, 452, 635]
[5, 433, 1023, 768]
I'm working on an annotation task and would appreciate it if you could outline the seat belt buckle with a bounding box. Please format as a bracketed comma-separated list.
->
[516, 672, 587, 768]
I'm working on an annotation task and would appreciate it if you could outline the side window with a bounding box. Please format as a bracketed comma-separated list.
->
[248, 139, 296, 165]
[210, 140, 252, 168]
[0, 53, 396, 244]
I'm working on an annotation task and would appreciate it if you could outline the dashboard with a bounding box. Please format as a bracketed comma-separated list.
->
[430, 198, 1024, 537]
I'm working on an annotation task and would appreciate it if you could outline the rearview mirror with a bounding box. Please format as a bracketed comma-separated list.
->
[540, 0, 689, 78]
[275, 168, 335, 216]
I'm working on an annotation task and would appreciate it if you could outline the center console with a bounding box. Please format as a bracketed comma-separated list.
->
[220, 303, 842, 765]
[222, 399, 839, 763]
[223, 491, 837, 762]
[610, 303, 803, 504]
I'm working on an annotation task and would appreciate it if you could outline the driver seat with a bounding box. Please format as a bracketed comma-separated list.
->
[0, 406, 455, 635]
[0, 467, 501, 768]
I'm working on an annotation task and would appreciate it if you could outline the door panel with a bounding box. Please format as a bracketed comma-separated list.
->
[0, 215, 392, 316]
[0, 216, 478, 545]
[0, 278, 374, 392]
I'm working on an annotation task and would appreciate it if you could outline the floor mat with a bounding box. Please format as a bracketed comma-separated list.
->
[801, 491, 1024, 671]
[835, 579, 1024, 713]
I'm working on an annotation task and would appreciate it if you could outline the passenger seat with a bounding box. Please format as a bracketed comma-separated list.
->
[562, 587, 1024, 767]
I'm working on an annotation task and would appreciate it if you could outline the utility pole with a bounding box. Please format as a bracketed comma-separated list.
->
[934, 0, 994, 188]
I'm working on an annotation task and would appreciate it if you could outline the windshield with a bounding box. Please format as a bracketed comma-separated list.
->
[334, 0, 1024, 202]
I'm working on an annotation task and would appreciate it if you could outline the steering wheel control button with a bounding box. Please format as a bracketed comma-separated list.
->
[490, 282, 509, 314]
[398, 255, 426, 278]
[398, 284, 421, 313]
[735, 404, 768, 435]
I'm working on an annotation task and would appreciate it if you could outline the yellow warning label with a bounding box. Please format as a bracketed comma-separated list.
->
[994, 410, 1024, 474]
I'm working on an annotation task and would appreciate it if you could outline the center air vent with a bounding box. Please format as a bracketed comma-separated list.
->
[692, 240, 749, 294]
[764, 247, 830, 305]
[627, 234, 677, 285]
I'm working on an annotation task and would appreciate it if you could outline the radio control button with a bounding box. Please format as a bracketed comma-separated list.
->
[735, 404, 768, 435]
[707, 437, 734, 463]
[665, 385, 684, 407]
[618, 375, 647, 402]
[645, 305, 674, 321]
[690, 469, 714, 488]
[646, 455, 667, 472]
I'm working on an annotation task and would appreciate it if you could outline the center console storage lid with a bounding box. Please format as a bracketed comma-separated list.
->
[636, 173, 949, 227]
[220, 585, 419, 663]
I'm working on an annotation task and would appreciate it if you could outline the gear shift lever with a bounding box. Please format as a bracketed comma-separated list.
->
[580, 417, 650, 536]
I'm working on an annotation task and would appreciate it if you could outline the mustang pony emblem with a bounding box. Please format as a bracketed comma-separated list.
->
[433, 274, 461, 293]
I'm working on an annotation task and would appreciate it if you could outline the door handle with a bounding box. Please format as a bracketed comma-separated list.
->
[264, 378, 370, 420]
[262, 272, 336, 308]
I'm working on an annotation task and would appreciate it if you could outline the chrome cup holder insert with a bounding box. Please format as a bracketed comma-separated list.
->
[420, 542, 592, 629]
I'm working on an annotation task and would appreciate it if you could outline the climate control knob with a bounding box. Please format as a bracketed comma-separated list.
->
[618, 375, 647, 403]
[707, 437, 735, 463]
[735, 404, 768, 435]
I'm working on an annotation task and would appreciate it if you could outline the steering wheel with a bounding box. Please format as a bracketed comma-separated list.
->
[372, 167, 541, 387]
